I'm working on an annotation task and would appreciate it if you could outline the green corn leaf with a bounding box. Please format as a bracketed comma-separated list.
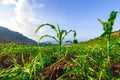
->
[108, 19, 114, 26]
[67, 30, 73, 34]
[60, 30, 66, 40]
[100, 32, 107, 37]
[108, 11, 118, 22]
[62, 30, 71, 40]
[46, 23, 57, 32]
[38, 35, 58, 43]
[38, 35, 49, 43]
[35, 23, 57, 33]
[73, 30, 76, 39]
[98, 19, 104, 25]
[103, 22, 108, 31]
[98, 19, 108, 34]
[67, 30, 77, 39]
[98, 18, 107, 30]
[35, 24, 46, 33]
[108, 11, 118, 27]
[61, 30, 66, 36]
[57, 33, 59, 39]
[57, 25, 61, 33]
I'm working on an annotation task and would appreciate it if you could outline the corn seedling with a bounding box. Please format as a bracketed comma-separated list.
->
[98, 11, 118, 53]
[98, 11, 118, 63]
[35, 23, 76, 59]
[97, 11, 118, 79]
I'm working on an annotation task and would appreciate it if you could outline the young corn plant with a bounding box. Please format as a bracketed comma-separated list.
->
[98, 11, 118, 61]
[98, 11, 118, 79]
[35, 23, 76, 59]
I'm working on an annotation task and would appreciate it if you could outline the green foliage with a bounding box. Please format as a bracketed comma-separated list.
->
[0, 34, 120, 79]
[58, 11, 120, 80]
[35, 23, 77, 59]
[98, 11, 118, 64]
[0, 52, 44, 80]
[98, 11, 118, 37]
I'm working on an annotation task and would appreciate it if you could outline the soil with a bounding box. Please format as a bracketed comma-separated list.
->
[43, 58, 67, 80]
[0, 54, 30, 68]
[0, 55, 13, 68]
[43, 58, 120, 80]
[111, 31, 120, 36]
[111, 63, 120, 78]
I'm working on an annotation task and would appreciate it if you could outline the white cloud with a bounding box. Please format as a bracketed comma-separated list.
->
[1, 0, 17, 5]
[31, 0, 44, 8]
[1, 0, 45, 41]
[38, 3, 44, 8]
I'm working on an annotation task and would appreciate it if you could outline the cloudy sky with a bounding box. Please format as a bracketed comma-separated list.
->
[0, 0, 120, 42]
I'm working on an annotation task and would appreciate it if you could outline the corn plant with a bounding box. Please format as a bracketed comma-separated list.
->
[97, 11, 118, 79]
[98, 11, 118, 61]
[35, 23, 76, 59]
[98, 11, 118, 53]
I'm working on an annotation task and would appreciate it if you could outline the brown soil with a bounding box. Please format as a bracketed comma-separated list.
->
[0, 54, 30, 68]
[0, 55, 13, 68]
[111, 63, 120, 78]
[111, 31, 120, 36]
[16, 54, 30, 65]
[43, 57, 69, 80]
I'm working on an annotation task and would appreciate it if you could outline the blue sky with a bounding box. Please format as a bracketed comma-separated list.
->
[0, 0, 120, 42]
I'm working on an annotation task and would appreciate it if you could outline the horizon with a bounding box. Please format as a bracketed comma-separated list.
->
[0, 0, 120, 42]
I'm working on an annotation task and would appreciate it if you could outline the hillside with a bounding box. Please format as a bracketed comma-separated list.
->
[79, 30, 120, 47]
[0, 26, 36, 45]
[111, 30, 120, 36]
[0, 30, 120, 79]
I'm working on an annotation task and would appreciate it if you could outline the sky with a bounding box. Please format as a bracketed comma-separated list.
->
[0, 0, 120, 42]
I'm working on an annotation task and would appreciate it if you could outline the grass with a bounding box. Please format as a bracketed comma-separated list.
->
[0, 36, 120, 80]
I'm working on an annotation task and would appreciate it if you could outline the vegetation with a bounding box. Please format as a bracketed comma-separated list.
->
[35, 24, 76, 59]
[98, 11, 118, 54]
[0, 11, 120, 80]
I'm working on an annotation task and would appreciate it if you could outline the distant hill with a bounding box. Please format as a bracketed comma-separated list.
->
[79, 30, 120, 47]
[0, 26, 36, 45]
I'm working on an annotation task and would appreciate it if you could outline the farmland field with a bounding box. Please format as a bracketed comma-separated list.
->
[0, 34, 120, 80]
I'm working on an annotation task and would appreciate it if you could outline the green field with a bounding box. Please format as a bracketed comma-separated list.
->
[0, 35, 120, 80]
